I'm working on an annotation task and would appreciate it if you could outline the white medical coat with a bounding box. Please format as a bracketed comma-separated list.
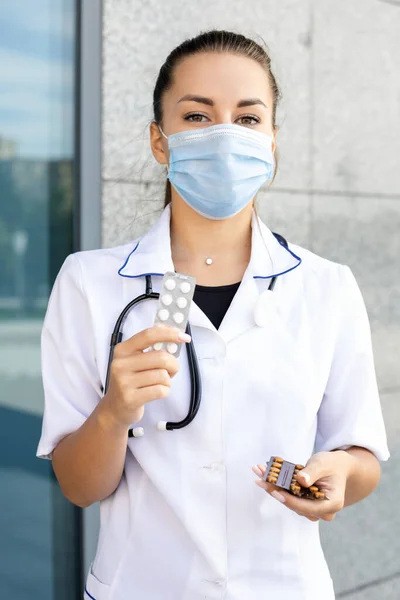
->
[37, 205, 389, 600]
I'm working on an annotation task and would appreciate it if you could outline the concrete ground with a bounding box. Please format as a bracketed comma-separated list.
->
[322, 387, 400, 599]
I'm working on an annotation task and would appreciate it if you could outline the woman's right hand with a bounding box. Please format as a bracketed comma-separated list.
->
[101, 326, 191, 428]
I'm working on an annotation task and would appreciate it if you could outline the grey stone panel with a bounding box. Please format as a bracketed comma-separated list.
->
[102, 180, 164, 247]
[309, 193, 400, 325]
[310, 192, 400, 391]
[256, 189, 311, 248]
[340, 578, 400, 600]
[102, 0, 312, 189]
[321, 431, 400, 597]
[312, 0, 400, 195]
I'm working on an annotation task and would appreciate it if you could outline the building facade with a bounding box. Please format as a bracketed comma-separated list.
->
[0, 0, 399, 598]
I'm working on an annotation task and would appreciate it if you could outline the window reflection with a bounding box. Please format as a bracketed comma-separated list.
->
[0, 2, 79, 598]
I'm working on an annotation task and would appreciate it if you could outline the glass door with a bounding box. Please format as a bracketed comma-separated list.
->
[0, 1, 82, 598]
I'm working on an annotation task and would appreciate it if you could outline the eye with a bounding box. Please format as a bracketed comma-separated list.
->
[236, 114, 261, 126]
[184, 113, 209, 123]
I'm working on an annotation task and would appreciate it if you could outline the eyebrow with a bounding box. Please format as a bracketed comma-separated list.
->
[177, 95, 268, 108]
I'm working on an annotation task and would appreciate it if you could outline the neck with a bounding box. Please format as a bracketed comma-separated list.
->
[169, 193, 253, 284]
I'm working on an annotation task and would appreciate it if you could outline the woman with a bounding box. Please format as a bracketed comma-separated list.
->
[37, 30, 389, 600]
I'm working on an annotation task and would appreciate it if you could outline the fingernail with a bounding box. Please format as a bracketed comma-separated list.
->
[178, 332, 191, 343]
[271, 490, 286, 503]
[302, 472, 311, 485]
[252, 465, 264, 477]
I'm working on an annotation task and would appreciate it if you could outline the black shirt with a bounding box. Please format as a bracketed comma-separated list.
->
[193, 281, 241, 330]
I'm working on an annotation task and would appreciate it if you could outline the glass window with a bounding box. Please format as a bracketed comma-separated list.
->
[0, 1, 81, 598]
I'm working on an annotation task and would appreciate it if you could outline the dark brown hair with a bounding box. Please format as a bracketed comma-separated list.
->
[153, 30, 281, 206]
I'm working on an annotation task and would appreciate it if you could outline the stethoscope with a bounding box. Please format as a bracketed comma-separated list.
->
[104, 233, 288, 439]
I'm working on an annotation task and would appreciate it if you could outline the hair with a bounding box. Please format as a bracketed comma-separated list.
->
[153, 30, 282, 206]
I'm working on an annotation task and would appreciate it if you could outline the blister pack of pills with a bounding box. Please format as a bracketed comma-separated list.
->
[263, 456, 325, 500]
[153, 271, 196, 357]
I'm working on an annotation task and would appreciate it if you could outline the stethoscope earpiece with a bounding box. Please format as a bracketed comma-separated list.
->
[129, 427, 145, 438]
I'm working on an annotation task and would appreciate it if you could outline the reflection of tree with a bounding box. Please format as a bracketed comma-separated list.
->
[0, 158, 73, 317]
[49, 160, 74, 287]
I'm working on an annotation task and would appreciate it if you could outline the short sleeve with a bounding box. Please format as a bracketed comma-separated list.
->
[37, 254, 102, 459]
[315, 265, 390, 461]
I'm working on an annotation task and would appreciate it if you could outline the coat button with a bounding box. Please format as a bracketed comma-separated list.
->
[202, 462, 224, 471]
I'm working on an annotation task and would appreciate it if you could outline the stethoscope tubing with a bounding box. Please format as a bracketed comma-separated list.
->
[104, 234, 286, 437]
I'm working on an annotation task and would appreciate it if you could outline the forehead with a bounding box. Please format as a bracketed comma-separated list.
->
[167, 51, 273, 105]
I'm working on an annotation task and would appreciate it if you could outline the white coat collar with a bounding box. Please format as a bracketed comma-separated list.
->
[118, 204, 301, 281]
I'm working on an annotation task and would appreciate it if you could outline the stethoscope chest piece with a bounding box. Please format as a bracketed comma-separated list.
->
[254, 289, 276, 328]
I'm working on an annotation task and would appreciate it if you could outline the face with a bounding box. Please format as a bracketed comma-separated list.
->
[150, 52, 277, 165]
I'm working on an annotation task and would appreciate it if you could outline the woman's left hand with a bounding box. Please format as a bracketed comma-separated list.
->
[252, 451, 353, 522]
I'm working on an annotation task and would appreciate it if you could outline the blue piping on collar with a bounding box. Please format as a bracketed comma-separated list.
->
[253, 239, 302, 280]
[117, 233, 302, 280]
[84, 587, 96, 600]
[118, 242, 140, 277]
[118, 242, 165, 279]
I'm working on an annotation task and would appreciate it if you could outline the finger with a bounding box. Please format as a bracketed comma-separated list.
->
[116, 326, 191, 356]
[134, 384, 171, 405]
[134, 351, 179, 377]
[114, 351, 179, 378]
[295, 453, 330, 488]
[132, 369, 170, 389]
[268, 489, 339, 518]
[256, 479, 339, 518]
[252, 464, 266, 477]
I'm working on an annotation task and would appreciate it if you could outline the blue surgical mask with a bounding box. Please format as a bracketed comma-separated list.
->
[159, 123, 275, 220]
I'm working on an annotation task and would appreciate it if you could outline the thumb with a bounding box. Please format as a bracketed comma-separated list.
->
[296, 455, 328, 487]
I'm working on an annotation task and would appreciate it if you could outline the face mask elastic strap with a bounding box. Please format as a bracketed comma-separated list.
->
[158, 125, 168, 140]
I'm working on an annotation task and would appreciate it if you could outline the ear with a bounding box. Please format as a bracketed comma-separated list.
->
[150, 121, 169, 165]
[272, 125, 279, 154]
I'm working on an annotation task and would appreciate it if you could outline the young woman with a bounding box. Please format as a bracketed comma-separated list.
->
[37, 30, 389, 600]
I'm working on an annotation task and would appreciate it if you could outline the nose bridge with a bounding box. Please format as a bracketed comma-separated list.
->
[212, 102, 236, 125]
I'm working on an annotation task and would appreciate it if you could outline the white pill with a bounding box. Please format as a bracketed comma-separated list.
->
[165, 278, 176, 291]
[180, 281, 191, 294]
[167, 343, 178, 354]
[153, 342, 163, 351]
[161, 294, 173, 306]
[176, 296, 188, 309]
[173, 312, 184, 324]
[158, 309, 169, 321]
